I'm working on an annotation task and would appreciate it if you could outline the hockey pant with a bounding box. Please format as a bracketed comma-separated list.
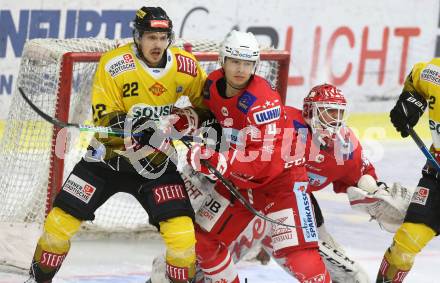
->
[194, 169, 330, 283]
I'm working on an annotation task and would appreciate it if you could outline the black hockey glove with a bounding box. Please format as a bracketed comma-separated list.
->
[130, 117, 158, 150]
[390, 91, 427, 137]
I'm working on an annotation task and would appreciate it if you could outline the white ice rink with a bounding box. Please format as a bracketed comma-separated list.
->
[1, 140, 440, 283]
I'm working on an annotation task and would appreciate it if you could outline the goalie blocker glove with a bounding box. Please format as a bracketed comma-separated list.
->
[390, 90, 427, 137]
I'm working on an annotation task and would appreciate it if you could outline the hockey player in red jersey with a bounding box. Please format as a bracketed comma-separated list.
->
[185, 30, 331, 283]
[250, 84, 414, 282]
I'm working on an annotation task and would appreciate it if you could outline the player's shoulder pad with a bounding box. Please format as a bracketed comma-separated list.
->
[101, 44, 137, 78]
[169, 46, 200, 77]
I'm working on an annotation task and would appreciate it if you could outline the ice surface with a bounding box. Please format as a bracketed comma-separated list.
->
[1, 141, 439, 283]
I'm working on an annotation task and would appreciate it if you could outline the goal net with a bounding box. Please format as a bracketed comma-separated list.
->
[0, 38, 290, 269]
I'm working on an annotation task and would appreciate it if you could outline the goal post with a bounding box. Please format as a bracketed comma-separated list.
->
[0, 38, 290, 269]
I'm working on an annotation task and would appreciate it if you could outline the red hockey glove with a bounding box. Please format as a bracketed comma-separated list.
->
[187, 144, 228, 181]
[157, 107, 199, 136]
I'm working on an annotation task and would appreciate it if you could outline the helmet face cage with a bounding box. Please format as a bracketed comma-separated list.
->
[219, 30, 260, 72]
[303, 84, 347, 145]
[132, 7, 174, 45]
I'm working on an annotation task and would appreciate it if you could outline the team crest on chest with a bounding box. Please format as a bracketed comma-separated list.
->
[149, 82, 167, 96]
[237, 91, 257, 114]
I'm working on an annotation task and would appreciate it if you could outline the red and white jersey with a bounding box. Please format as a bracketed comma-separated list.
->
[203, 69, 295, 189]
[284, 106, 377, 193]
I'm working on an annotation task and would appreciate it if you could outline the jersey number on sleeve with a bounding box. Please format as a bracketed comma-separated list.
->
[92, 104, 107, 123]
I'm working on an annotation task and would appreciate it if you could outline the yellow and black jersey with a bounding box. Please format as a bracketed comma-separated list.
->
[403, 58, 440, 153]
[90, 42, 207, 159]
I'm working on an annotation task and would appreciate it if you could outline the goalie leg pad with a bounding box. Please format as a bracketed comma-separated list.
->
[318, 224, 370, 283]
[159, 216, 196, 282]
[377, 222, 435, 282]
[30, 207, 81, 282]
[404, 175, 440, 234]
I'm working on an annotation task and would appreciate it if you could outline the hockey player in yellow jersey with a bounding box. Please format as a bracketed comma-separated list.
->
[27, 6, 208, 283]
[376, 58, 440, 282]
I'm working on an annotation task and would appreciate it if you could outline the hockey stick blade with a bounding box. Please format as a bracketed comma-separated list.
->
[18, 87, 203, 143]
[181, 139, 305, 229]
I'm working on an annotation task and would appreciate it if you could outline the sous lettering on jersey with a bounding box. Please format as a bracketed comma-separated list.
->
[267, 209, 299, 250]
[196, 189, 230, 232]
[105, 53, 136, 77]
[176, 54, 198, 77]
[62, 175, 96, 204]
[131, 103, 173, 120]
[253, 105, 281, 125]
[293, 182, 318, 242]
[411, 186, 430, 206]
[420, 64, 440, 85]
[237, 91, 257, 114]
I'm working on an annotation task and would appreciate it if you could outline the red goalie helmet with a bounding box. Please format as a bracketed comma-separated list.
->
[303, 83, 347, 145]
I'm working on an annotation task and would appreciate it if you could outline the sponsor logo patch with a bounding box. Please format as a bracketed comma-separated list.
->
[176, 54, 197, 77]
[267, 209, 299, 251]
[411, 186, 429, 205]
[150, 20, 170, 28]
[293, 182, 318, 242]
[105, 53, 136, 77]
[40, 251, 67, 268]
[166, 263, 188, 281]
[153, 184, 187, 204]
[237, 91, 257, 114]
[253, 105, 281, 125]
[306, 172, 328, 187]
[62, 175, 96, 204]
[420, 64, 440, 86]
[130, 103, 173, 120]
[149, 82, 167, 96]
[196, 189, 229, 232]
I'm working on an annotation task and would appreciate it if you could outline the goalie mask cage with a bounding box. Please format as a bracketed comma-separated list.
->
[0, 38, 290, 269]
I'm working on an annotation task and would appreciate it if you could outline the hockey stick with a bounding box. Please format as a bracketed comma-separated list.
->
[180, 139, 304, 229]
[406, 126, 440, 172]
[399, 102, 440, 172]
[18, 87, 202, 143]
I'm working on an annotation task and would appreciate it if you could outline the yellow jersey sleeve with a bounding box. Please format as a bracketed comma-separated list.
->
[91, 54, 126, 126]
[403, 58, 440, 101]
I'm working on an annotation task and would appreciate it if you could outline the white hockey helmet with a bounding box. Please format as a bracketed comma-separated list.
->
[220, 30, 260, 66]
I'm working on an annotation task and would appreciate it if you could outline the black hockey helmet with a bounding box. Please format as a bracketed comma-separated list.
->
[133, 6, 173, 39]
